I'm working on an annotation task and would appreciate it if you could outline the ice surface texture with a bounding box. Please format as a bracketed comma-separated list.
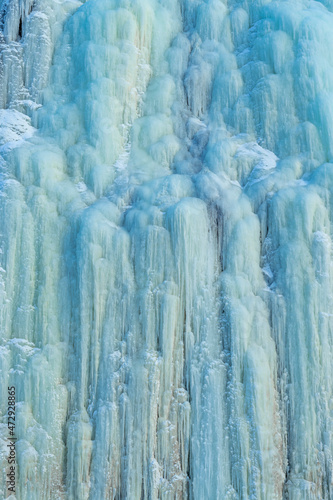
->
[0, 0, 333, 499]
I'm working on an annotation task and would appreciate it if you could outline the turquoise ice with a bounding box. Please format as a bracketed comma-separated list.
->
[0, 0, 333, 498]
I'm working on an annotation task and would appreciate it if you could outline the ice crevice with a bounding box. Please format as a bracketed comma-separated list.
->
[0, 0, 333, 499]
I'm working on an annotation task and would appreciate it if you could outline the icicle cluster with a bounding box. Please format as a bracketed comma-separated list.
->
[0, 0, 333, 499]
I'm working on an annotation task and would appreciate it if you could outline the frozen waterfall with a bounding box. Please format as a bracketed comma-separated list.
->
[0, 0, 333, 498]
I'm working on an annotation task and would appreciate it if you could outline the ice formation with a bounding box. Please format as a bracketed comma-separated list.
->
[0, 0, 333, 498]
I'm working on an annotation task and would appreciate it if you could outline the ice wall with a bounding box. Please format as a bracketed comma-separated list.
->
[0, 0, 333, 499]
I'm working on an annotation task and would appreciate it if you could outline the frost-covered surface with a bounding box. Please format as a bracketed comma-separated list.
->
[0, 0, 333, 499]
[0, 0, 82, 110]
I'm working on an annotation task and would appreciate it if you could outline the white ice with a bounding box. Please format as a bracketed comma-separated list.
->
[0, 0, 333, 499]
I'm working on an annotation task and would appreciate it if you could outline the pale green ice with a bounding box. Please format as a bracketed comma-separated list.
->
[0, 0, 333, 498]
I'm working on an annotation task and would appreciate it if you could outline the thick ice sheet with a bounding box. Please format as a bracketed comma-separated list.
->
[0, 0, 333, 499]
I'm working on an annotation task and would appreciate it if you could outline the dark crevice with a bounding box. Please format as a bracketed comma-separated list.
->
[18, 17, 22, 39]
